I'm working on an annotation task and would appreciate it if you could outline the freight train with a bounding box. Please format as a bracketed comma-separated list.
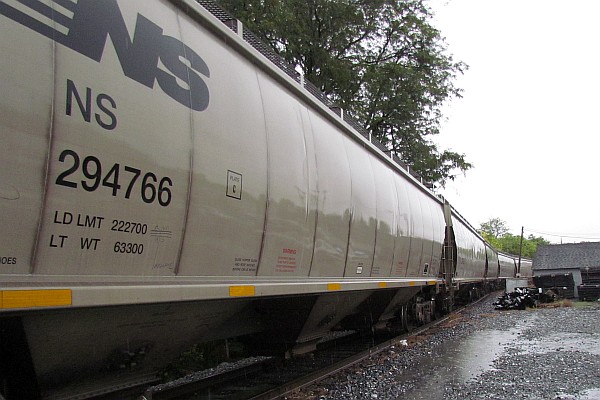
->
[0, 0, 531, 398]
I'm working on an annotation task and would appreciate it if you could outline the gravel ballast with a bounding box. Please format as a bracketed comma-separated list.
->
[290, 295, 600, 400]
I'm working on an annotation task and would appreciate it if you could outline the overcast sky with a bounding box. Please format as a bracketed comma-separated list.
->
[428, 0, 600, 243]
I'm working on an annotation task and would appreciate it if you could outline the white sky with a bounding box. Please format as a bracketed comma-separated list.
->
[429, 0, 600, 243]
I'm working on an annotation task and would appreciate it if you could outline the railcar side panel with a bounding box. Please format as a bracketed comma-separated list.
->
[453, 221, 468, 277]
[0, 14, 52, 275]
[177, 11, 268, 277]
[519, 259, 533, 278]
[391, 174, 412, 276]
[308, 113, 351, 277]
[452, 216, 486, 279]
[370, 159, 397, 277]
[419, 200, 435, 277]
[343, 138, 377, 277]
[425, 199, 445, 277]
[405, 187, 425, 276]
[406, 190, 443, 278]
[29, 2, 195, 276]
[486, 245, 499, 279]
[498, 253, 517, 279]
[255, 75, 317, 277]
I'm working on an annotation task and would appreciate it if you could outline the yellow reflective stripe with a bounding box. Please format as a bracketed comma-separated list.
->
[428, 280, 437, 286]
[409, 281, 416, 286]
[1, 289, 72, 309]
[378, 282, 387, 288]
[327, 283, 341, 291]
[229, 285, 255, 297]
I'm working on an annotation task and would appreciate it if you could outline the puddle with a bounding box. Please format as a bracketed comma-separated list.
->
[397, 324, 527, 399]
[446, 327, 520, 381]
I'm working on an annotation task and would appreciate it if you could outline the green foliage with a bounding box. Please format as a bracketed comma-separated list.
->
[480, 230, 501, 250]
[478, 219, 550, 259]
[161, 344, 206, 381]
[479, 218, 509, 238]
[213, 0, 471, 186]
[160, 340, 247, 382]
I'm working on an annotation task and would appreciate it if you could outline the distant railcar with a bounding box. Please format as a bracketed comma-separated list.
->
[498, 252, 518, 279]
[519, 258, 534, 278]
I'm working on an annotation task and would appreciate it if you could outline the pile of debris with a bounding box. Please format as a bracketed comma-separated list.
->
[493, 288, 556, 310]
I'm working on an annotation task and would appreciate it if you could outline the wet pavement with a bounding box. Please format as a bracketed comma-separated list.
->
[397, 326, 524, 399]
[293, 295, 600, 399]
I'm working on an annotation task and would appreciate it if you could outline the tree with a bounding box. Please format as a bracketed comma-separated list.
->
[479, 218, 509, 238]
[479, 218, 550, 258]
[212, 0, 471, 186]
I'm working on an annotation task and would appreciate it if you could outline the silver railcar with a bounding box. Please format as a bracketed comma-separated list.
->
[498, 252, 518, 279]
[0, 0, 501, 397]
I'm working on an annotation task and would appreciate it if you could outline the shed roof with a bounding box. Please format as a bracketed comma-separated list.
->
[533, 242, 600, 270]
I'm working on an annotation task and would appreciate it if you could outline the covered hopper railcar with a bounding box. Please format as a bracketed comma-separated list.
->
[519, 258, 534, 279]
[498, 252, 518, 279]
[0, 0, 518, 398]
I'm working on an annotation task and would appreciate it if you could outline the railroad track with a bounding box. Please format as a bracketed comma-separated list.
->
[130, 294, 491, 400]
[249, 305, 476, 400]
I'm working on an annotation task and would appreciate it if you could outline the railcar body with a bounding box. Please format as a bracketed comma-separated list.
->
[498, 252, 518, 279]
[449, 211, 487, 282]
[519, 258, 533, 278]
[486, 245, 500, 280]
[0, 0, 512, 398]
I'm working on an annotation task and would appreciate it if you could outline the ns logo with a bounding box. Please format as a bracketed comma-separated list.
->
[1, 0, 210, 111]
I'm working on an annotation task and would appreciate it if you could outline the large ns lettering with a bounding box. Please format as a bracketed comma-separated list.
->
[0, 0, 210, 111]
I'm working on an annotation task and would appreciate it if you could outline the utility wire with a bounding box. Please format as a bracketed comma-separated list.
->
[524, 228, 600, 241]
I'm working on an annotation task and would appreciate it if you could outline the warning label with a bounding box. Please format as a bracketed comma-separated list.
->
[275, 248, 297, 272]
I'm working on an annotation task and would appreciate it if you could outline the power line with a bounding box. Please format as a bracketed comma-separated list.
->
[524, 227, 600, 241]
